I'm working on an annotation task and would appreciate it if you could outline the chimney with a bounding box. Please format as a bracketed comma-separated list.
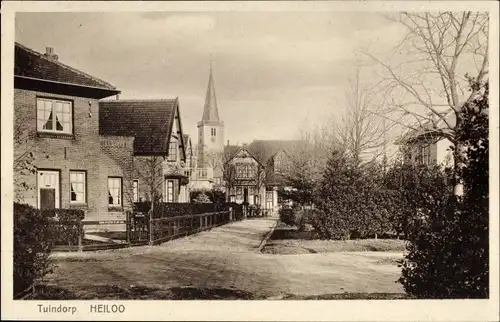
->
[44, 47, 58, 61]
[116, 94, 120, 100]
[227, 140, 229, 146]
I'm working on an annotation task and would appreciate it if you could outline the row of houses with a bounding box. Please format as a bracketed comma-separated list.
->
[13, 42, 454, 221]
[14, 43, 197, 221]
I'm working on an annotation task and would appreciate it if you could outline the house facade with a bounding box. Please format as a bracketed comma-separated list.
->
[224, 145, 266, 206]
[99, 98, 190, 204]
[13, 43, 135, 221]
[396, 114, 455, 167]
[223, 140, 306, 215]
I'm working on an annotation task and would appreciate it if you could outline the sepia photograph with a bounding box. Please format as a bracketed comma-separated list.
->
[1, 1, 499, 321]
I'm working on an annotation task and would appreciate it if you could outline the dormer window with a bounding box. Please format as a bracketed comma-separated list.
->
[37, 98, 72, 134]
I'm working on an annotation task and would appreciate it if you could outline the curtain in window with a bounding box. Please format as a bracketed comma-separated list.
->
[37, 99, 52, 130]
[54, 102, 64, 131]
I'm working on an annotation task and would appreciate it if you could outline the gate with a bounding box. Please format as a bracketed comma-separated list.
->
[126, 211, 150, 245]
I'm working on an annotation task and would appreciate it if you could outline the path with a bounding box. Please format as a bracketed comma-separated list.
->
[48, 218, 404, 299]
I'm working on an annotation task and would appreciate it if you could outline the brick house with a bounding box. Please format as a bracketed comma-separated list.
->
[13, 43, 135, 221]
[99, 98, 191, 203]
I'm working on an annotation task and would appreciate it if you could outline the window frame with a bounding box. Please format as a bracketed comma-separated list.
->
[166, 180, 175, 203]
[167, 140, 178, 162]
[107, 177, 123, 207]
[419, 144, 431, 165]
[36, 97, 74, 135]
[133, 179, 139, 203]
[69, 170, 87, 204]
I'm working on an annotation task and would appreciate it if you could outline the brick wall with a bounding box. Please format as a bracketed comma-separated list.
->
[14, 88, 134, 219]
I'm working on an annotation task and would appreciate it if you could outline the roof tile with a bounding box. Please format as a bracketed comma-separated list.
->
[99, 99, 177, 155]
[14, 42, 116, 90]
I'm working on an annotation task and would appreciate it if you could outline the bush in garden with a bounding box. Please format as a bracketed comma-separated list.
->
[40, 209, 85, 246]
[13, 203, 53, 298]
[279, 207, 295, 226]
[193, 192, 211, 203]
[383, 163, 451, 239]
[312, 150, 395, 239]
[399, 80, 489, 298]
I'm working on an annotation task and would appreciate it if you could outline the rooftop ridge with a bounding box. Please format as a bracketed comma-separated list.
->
[15, 42, 116, 90]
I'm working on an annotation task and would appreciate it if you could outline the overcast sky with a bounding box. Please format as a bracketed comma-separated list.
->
[15, 12, 407, 144]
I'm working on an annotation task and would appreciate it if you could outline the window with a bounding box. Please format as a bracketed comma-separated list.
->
[166, 180, 174, 202]
[419, 145, 431, 165]
[133, 180, 139, 202]
[70, 171, 86, 203]
[236, 186, 243, 200]
[37, 98, 72, 134]
[167, 141, 177, 162]
[211, 128, 216, 136]
[236, 164, 256, 178]
[266, 191, 273, 210]
[108, 177, 122, 206]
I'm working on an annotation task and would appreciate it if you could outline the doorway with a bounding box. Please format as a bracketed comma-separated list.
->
[243, 187, 248, 204]
[37, 170, 60, 209]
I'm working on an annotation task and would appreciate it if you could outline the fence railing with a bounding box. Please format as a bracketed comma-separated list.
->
[49, 208, 241, 252]
[150, 211, 232, 245]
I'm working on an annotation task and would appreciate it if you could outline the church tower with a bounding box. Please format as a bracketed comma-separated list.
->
[197, 62, 224, 167]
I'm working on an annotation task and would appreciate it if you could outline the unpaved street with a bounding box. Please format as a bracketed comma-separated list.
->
[48, 218, 404, 299]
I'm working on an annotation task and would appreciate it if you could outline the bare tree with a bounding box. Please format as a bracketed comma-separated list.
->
[333, 69, 396, 167]
[220, 149, 238, 199]
[14, 112, 41, 202]
[364, 11, 489, 193]
[132, 124, 174, 214]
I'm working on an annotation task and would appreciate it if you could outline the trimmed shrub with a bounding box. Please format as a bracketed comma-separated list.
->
[279, 207, 295, 226]
[14, 203, 53, 297]
[41, 208, 85, 246]
[40, 208, 85, 221]
[224, 202, 244, 220]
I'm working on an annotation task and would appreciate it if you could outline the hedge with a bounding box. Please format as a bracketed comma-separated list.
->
[41, 208, 85, 247]
[134, 202, 227, 219]
[14, 203, 53, 297]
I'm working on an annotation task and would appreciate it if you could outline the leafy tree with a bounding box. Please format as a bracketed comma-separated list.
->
[383, 163, 451, 238]
[399, 80, 489, 298]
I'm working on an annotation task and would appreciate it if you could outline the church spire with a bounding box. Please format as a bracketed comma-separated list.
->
[201, 58, 220, 122]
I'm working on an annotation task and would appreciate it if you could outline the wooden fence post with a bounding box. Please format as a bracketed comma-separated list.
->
[148, 210, 153, 246]
[126, 211, 131, 245]
[78, 221, 83, 252]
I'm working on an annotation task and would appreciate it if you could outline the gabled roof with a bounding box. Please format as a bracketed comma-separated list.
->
[14, 42, 117, 91]
[223, 144, 241, 161]
[395, 110, 455, 145]
[247, 140, 308, 164]
[99, 99, 178, 155]
[223, 145, 265, 167]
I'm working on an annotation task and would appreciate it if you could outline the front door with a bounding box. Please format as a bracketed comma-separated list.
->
[37, 170, 60, 209]
[243, 188, 248, 203]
